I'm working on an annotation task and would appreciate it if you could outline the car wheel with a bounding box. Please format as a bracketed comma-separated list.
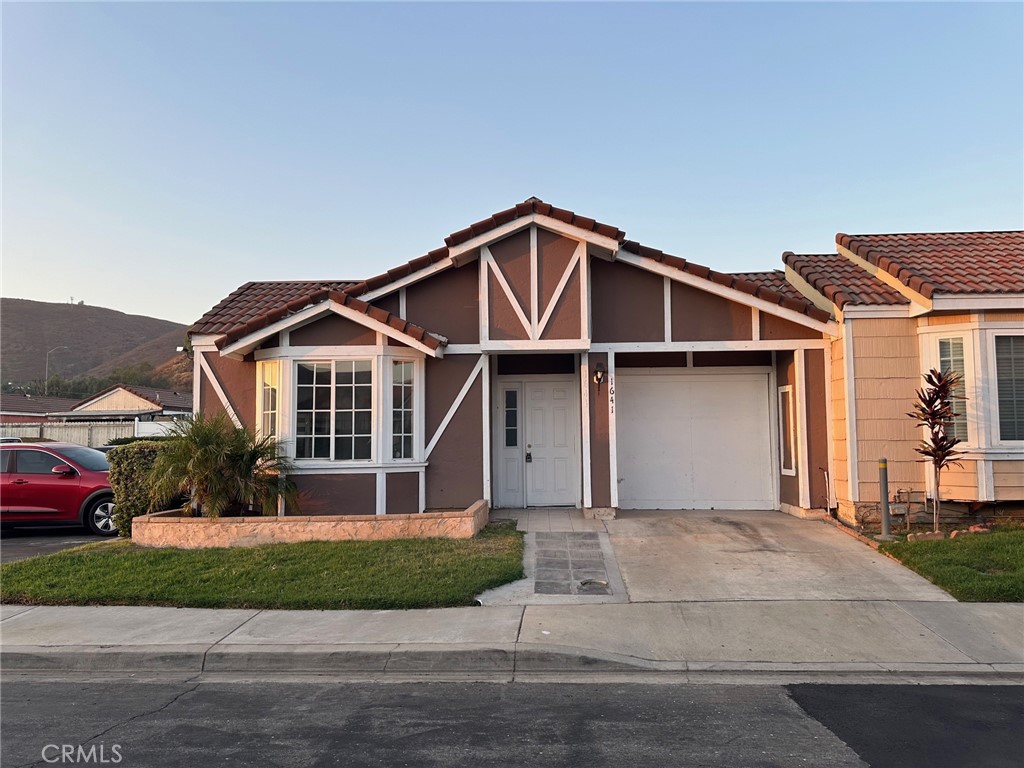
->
[85, 497, 117, 537]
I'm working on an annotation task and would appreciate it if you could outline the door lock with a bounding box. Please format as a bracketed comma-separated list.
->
[525, 444, 533, 463]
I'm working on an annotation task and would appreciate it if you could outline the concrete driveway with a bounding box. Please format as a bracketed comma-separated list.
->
[606, 510, 954, 602]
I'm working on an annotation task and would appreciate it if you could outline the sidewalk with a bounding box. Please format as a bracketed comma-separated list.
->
[3, 601, 1022, 683]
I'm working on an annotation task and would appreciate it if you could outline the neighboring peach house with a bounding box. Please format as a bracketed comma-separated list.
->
[189, 199, 1022, 521]
[54, 385, 193, 422]
[785, 231, 1024, 524]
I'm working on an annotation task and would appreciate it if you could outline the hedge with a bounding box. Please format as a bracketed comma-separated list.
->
[107, 441, 168, 537]
[105, 435, 172, 447]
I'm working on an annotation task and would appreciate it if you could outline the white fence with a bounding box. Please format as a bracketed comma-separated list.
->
[1, 421, 135, 448]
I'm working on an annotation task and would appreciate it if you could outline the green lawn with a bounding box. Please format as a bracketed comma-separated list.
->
[0, 522, 524, 610]
[879, 528, 1024, 602]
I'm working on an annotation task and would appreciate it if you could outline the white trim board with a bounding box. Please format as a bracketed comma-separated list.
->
[219, 300, 445, 359]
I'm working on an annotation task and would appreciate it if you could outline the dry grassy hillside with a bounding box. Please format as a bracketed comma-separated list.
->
[0, 298, 186, 385]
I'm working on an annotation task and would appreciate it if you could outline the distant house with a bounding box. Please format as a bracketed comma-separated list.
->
[0, 393, 79, 424]
[54, 385, 193, 422]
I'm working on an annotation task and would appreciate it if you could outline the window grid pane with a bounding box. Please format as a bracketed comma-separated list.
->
[938, 338, 969, 442]
[996, 336, 1024, 441]
[296, 363, 332, 458]
[392, 361, 415, 459]
[504, 389, 518, 448]
[335, 360, 373, 461]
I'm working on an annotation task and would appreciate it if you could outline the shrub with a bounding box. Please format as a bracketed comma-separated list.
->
[105, 435, 173, 447]
[149, 413, 298, 518]
[108, 441, 167, 537]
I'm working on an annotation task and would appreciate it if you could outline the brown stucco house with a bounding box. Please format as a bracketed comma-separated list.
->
[189, 199, 1022, 521]
[785, 231, 1024, 524]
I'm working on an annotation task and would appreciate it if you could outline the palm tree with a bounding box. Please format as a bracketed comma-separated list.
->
[908, 368, 965, 533]
[149, 413, 297, 517]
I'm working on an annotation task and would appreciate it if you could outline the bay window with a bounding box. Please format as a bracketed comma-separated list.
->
[295, 360, 373, 460]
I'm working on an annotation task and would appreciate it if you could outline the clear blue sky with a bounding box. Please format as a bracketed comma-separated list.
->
[3, 2, 1022, 326]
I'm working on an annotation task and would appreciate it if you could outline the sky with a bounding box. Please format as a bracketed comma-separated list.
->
[3, 2, 1022, 327]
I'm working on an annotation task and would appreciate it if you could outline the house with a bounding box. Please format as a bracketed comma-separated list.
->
[55, 385, 193, 423]
[785, 231, 1024, 524]
[189, 199, 1022, 520]
[190, 198, 841, 517]
[0, 393, 79, 424]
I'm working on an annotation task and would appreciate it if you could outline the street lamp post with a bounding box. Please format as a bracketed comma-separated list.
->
[45, 346, 70, 395]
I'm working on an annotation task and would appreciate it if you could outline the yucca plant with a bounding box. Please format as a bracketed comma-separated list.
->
[907, 368, 965, 533]
[149, 413, 298, 517]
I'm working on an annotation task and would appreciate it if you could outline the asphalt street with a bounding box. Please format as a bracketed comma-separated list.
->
[0, 527, 98, 563]
[1, 682, 1020, 767]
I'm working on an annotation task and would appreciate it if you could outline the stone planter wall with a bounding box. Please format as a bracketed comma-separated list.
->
[132, 500, 489, 549]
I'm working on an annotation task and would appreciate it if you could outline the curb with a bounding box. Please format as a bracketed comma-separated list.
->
[4, 644, 1022, 682]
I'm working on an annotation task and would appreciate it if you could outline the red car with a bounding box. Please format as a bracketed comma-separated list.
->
[0, 443, 116, 536]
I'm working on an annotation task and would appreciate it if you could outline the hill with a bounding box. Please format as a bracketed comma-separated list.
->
[0, 298, 186, 385]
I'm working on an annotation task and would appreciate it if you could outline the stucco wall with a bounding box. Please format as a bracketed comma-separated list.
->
[776, 351, 799, 506]
[133, 501, 490, 549]
[424, 355, 483, 509]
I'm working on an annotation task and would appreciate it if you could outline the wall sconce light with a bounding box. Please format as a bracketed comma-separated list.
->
[593, 362, 606, 391]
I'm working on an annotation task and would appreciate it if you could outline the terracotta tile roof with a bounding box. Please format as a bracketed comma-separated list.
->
[344, 197, 627, 299]
[730, 270, 808, 304]
[620, 241, 833, 322]
[193, 199, 833, 345]
[836, 231, 1024, 299]
[74, 385, 193, 411]
[191, 281, 358, 335]
[214, 289, 446, 353]
[0, 393, 80, 415]
[783, 252, 909, 308]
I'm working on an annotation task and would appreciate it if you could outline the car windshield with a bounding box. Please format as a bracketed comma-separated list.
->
[59, 446, 110, 472]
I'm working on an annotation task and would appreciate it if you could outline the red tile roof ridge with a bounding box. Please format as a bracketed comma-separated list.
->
[783, 251, 910, 308]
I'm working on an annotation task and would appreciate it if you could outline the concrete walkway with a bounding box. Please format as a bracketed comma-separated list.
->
[2, 601, 1021, 683]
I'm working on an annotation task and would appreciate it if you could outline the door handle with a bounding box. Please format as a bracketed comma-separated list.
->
[12, 479, 28, 485]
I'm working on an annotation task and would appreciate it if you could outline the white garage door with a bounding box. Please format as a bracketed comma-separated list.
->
[616, 371, 774, 510]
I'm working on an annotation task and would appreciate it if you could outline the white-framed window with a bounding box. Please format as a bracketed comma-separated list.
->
[391, 360, 415, 459]
[938, 337, 969, 442]
[295, 360, 373, 460]
[257, 360, 280, 438]
[995, 335, 1024, 442]
[778, 385, 796, 476]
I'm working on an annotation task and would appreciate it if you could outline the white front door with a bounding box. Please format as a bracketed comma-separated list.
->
[493, 377, 580, 507]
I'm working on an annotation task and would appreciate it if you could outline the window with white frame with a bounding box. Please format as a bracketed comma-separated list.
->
[995, 335, 1024, 441]
[391, 360, 415, 459]
[258, 360, 280, 438]
[295, 360, 373, 460]
[938, 337, 969, 442]
[778, 385, 795, 475]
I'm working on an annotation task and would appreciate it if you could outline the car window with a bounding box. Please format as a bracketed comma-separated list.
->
[58, 446, 109, 472]
[0, 450, 11, 473]
[14, 450, 65, 474]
